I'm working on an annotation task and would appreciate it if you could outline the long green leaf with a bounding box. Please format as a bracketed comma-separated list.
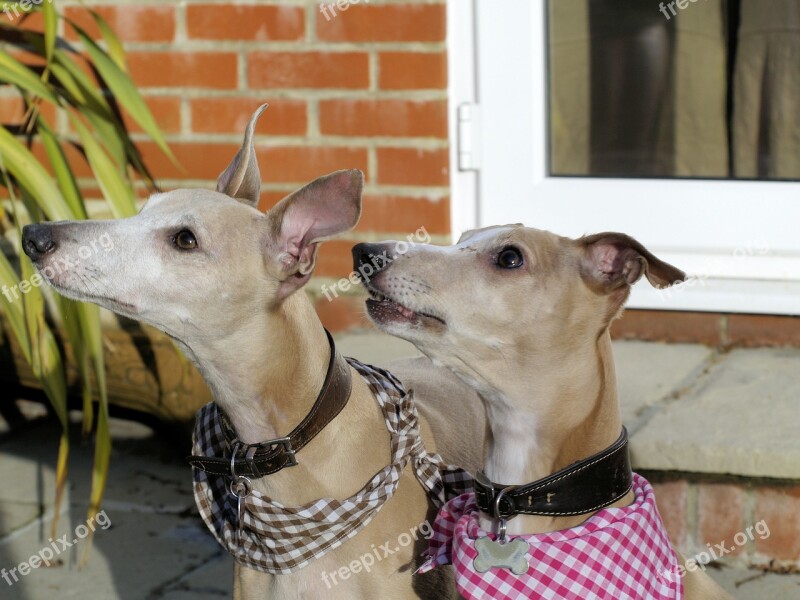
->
[42, 0, 57, 64]
[0, 53, 58, 103]
[38, 119, 87, 220]
[0, 251, 30, 364]
[72, 25, 176, 164]
[89, 10, 126, 72]
[69, 114, 137, 218]
[58, 297, 94, 436]
[0, 127, 71, 221]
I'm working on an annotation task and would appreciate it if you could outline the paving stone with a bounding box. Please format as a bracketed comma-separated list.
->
[613, 341, 713, 432]
[0, 510, 219, 600]
[0, 416, 194, 522]
[335, 332, 422, 365]
[632, 348, 800, 479]
[710, 566, 800, 599]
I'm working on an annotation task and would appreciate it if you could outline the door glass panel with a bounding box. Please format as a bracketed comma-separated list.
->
[548, 0, 800, 180]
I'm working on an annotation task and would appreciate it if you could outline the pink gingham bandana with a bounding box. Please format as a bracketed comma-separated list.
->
[419, 473, 683, 599]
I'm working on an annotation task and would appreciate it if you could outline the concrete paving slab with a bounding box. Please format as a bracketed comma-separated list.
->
[613, 341, 713, 432]
[711, 566, 800, 599]
[632, 348, 800, 478]
[158, 553, 233, 600]
[0, 416, 194, 524]
[0, 510, 220, 600]
[336, 332, 422, 365]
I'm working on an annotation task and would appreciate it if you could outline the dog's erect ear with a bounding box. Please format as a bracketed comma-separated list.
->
[216, 103, 268, 206]
[579, 232, 686, 293]
[269, 169, 363, 297]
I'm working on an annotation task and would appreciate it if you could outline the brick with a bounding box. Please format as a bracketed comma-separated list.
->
[755, 487, 800, 561]
[187, 5, 304, 41]
[0, 97, 27, 124]
[0, 97, 57, 127]
[258, 189, 294, 213]
[651, 480, 688, 547]
[314, 293, 370, 333]
[317, 4, 445, 42]
[138, 141, 242, 180]
[320, 100, 447, 138]
[697, 483, 746, 557]
[65, 6, 176, 42]
[356, 195, 449, 235]
[728, 314, 800, 348]
[190, 99, 306, 135]
[314, 240, 357, 279]
[377, 148, 449, 186]
[379, 52, 447, 90]
[611, 310, 722, 346]
[258, 147, 369, 184]
[12, 10, 45, 33]
[123, 96, 181, 134]
[248, 52, 368, 89]
[127, 52, 238, 89]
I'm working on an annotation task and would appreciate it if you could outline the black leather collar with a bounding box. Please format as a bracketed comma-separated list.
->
[187, 329, 352, 479]
[474, 428, 632, 519]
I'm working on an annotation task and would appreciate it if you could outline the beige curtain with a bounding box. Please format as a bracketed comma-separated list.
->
[733, 0, 800, 178]
[549, 0, 800, 180]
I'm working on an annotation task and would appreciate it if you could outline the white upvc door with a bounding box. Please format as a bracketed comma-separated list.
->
[447, 0, 800, 315]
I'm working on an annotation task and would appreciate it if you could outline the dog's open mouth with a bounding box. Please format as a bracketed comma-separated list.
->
[364, 285, 445, 327]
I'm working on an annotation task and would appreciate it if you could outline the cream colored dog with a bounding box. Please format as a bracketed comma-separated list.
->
[354, 225, 732, 600]
[20, 105, 474, 599]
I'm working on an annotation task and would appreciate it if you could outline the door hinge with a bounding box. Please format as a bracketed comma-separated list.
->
[457, 103, 481, 171]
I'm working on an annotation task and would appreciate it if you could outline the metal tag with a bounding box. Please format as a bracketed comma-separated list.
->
[473, 536, 530, 575]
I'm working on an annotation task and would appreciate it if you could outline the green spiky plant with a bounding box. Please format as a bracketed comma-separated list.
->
[0, 3, 175, 559]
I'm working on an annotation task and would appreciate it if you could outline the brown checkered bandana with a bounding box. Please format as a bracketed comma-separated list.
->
[191, 358, 474, 574]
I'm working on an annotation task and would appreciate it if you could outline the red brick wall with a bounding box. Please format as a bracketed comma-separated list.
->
[650, 476, 800, 570]
[12, 0, 450, 332]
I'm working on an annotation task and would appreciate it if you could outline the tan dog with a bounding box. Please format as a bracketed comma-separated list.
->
[20, 105, 466, 599]
[354, 225, 732, 599]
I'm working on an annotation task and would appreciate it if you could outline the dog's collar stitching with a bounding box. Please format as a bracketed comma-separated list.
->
[474, 427, 632, 519]
[185, 328, 352, 478]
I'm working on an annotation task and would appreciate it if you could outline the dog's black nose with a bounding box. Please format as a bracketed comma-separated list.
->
[352, 242, 391, 274]
[22, 224, 57, 260]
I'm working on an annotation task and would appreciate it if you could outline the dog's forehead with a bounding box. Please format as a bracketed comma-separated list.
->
[142, 189, 259, 221]
[456, 225, 557, 250]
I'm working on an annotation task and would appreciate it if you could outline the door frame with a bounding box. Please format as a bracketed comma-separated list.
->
[448, 0, 800, 315]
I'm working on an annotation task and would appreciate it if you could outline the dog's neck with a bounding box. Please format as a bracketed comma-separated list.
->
[477, 331, 630, 534]
[184, 293, 330, 445]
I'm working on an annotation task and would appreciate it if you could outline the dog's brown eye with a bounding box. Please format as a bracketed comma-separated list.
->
[173, 230, 197, 250]
[497, 247, 524, 269]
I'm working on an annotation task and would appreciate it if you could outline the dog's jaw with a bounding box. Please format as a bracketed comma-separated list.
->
[363, 280, 446, 334]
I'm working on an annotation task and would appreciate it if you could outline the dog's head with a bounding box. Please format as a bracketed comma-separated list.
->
[22, 104, 363, 345]
[353, 225, 684, 391]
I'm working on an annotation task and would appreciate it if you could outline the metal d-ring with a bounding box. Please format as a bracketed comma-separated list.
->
[493, 485, 518, 543]
[227, 442, 252, 499]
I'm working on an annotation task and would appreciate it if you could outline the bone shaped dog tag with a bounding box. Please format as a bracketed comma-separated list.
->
[473, 537, 529, 575]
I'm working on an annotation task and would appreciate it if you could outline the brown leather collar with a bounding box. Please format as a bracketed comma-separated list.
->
[187, 329, 352, 479]
[474, 428, 632, 519]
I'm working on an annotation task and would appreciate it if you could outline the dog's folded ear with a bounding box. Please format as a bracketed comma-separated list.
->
[579, 232, 686, 293]
[269, 169, 364, 298]
[216, 103, 269, 207]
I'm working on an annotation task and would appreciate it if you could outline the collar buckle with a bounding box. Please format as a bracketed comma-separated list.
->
[267, 436, 297, 467]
